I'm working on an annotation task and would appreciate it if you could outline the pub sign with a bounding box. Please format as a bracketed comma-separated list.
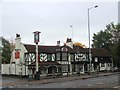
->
[33, 31, 41, 44]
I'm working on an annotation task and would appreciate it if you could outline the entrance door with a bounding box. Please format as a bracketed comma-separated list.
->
[48, 66, 57, 74]
[84, 64, 88, 73]
[48, 66, 52, 74]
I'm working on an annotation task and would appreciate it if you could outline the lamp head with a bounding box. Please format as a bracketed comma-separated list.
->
[95, 5, 98, 8]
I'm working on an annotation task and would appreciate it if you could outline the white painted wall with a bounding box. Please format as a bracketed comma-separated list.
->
[10, 44, 27, 64]
[2, 35, 28, 76]
[2, 64, 28, 76]
[10, 35, 28, 75]
[10, 64, 16, 75]
[16, 64, 22, 75]
[1, 64, 10, 74]
[22, 65, 28, 76]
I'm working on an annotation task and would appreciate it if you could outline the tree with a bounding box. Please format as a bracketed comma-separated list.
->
[92, 30, 112, 50]
[2, 37, 12, 63]
[115, 37, 120, 68]
[0, 38, 2, 68]
[92, 22, 120, 67]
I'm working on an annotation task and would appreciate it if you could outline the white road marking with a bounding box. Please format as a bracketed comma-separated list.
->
[88, 84, 92, 86]
[96, 82, 104, 85]
[113, 86, 120, 88]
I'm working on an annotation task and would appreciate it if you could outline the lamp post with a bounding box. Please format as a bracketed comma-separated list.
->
[88, 5, 98, 74]
[33, 31, 41, 80]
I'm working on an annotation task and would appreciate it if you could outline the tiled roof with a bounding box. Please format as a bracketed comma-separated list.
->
[91, 48, 110, 57]
[24, 44, 110, 57]
[24, 44, 86, 53]
[24, 44, 60, 53]
[73, 45, 88, 53]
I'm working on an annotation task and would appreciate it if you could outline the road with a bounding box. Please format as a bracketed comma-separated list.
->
[12, 74, 119, 88]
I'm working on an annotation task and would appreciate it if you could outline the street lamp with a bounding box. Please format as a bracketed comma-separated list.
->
[88, 5, 98, 74]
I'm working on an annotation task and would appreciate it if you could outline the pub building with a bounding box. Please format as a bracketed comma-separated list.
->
[1, 34, 113, 78]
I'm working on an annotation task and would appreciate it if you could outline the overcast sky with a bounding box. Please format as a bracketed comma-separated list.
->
[1, 0, 119, 47]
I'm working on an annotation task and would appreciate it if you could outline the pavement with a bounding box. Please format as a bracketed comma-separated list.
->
[1, 72, 119, 88]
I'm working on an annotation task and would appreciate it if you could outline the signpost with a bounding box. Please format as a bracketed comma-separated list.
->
[33, 31, 41, 80]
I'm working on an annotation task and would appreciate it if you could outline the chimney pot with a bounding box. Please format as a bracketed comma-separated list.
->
[16, 34, 20, 38]
[57, 41, 60, 46]
[66, 38, 72, 43]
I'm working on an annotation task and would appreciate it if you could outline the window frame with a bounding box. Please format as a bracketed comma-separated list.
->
[61, 52, 68, 61]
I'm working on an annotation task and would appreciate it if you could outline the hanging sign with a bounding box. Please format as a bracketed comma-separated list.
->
[33, 31, 41, 44]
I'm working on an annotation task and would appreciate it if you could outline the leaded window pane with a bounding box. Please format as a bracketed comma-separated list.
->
[62, 52, 67, 61]
[47, 54, 52, 61]
[62, 65, 68, 72]
[56, 52, 60, 61]
[71, 54, 74, 62]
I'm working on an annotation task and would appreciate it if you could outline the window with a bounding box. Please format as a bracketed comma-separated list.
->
[86, 54, 89, 61]
[107, 63, 110, 66]
[47, 54, 52, 61]
[80, 54, 87, 61]
[56, 52, 60, 61]
[62, 65, 68, 72]
[72, 64, 75, 72]
[70, 54, 74, 62]
[75, 65, 78, 72]
[101, 63, 105, 67]
[62, 52, 67, 61]
[75, 54, 79, 61]
[51, 54, 55, 61]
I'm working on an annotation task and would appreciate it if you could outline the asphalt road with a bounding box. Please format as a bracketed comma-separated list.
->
[14, 74, 119, 88]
